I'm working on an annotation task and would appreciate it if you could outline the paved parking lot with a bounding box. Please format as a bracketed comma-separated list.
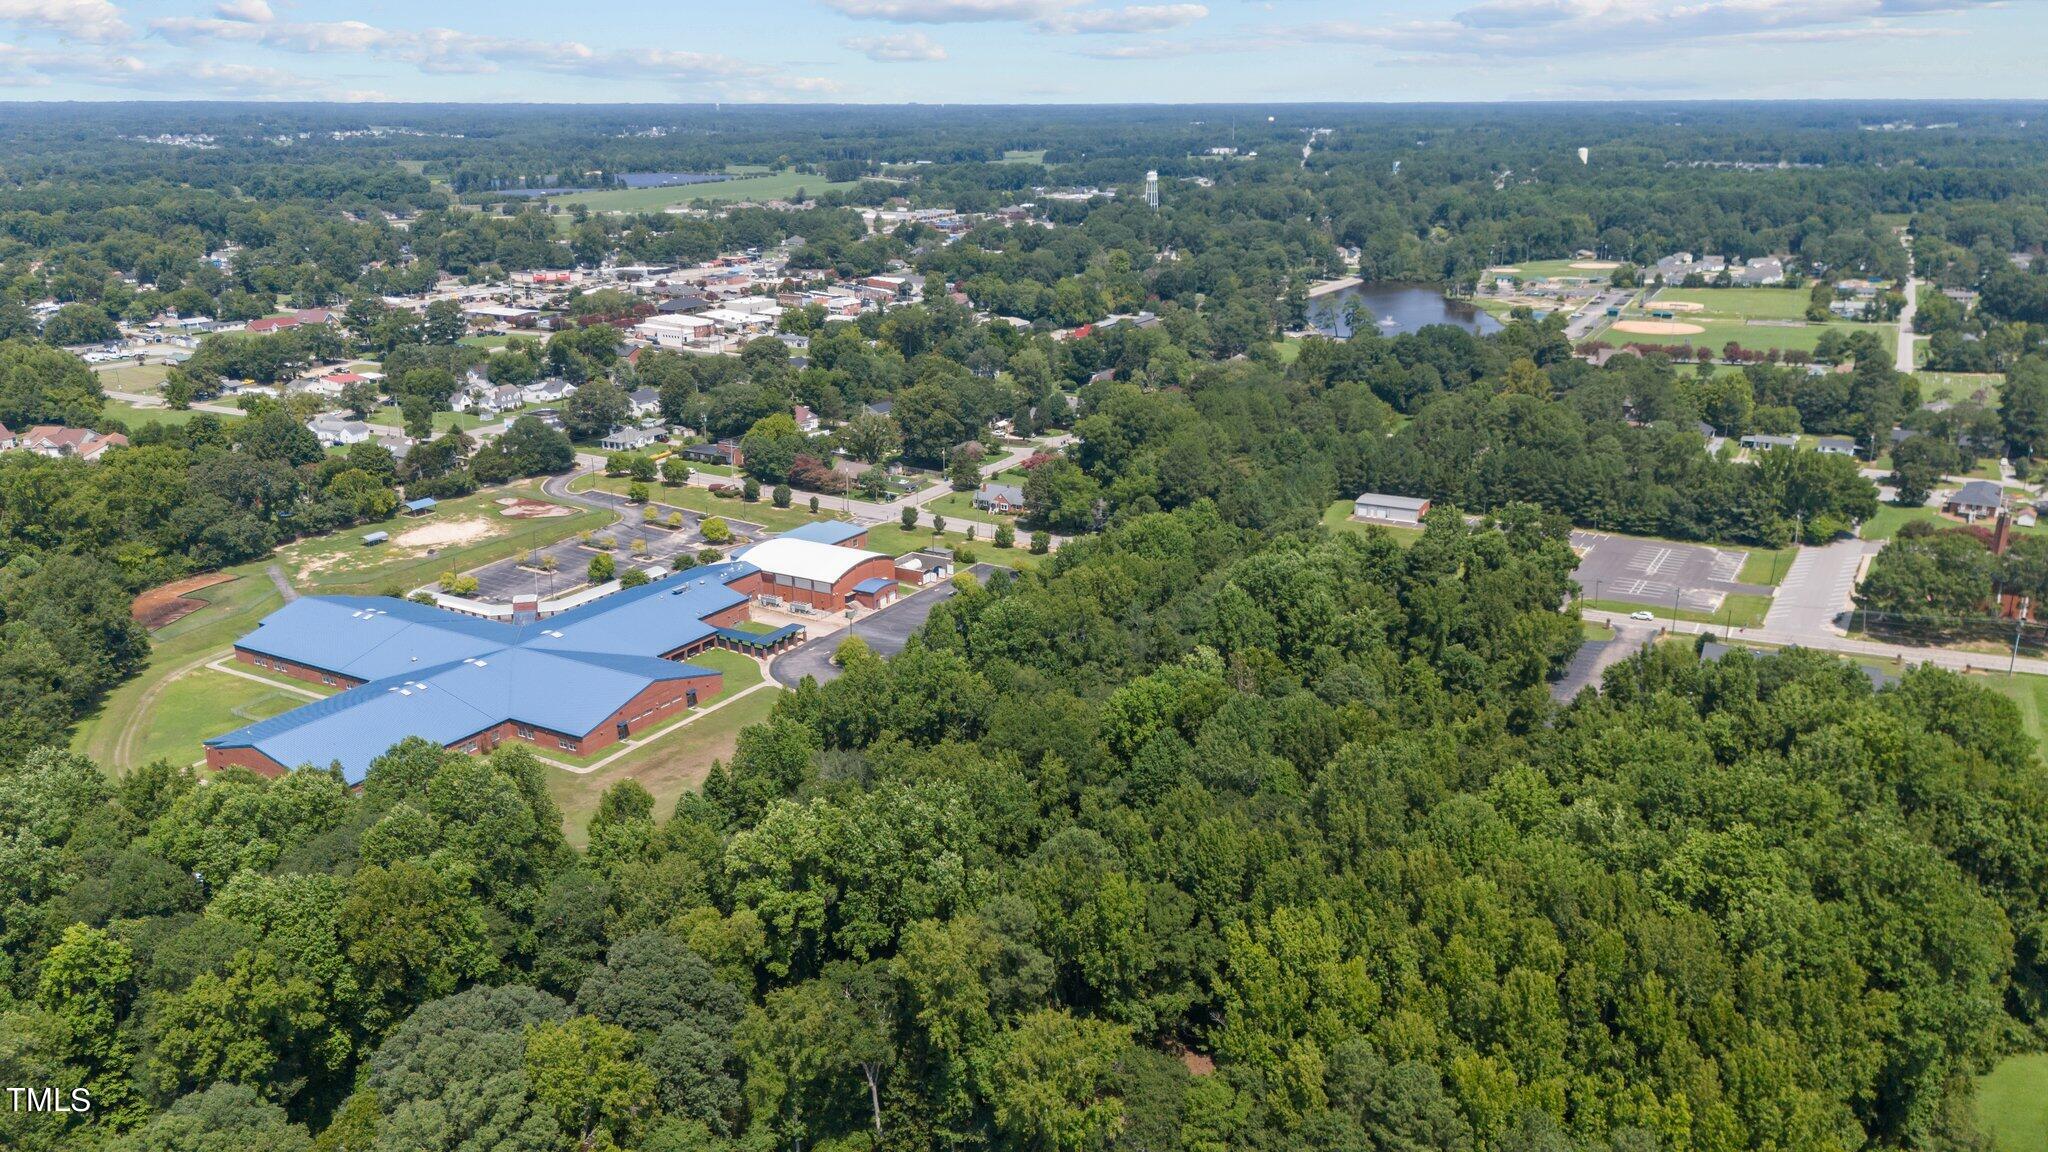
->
[770, 564, 996, 686]
[1570, 530, 1773, 613]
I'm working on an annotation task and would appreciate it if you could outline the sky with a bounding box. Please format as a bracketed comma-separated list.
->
[0, 0, 2042, 103]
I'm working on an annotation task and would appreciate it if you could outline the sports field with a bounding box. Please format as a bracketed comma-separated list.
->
[1486, 258, 1620, 281]
[550, 170, 857, 212]
[1651, 286, 1813, 321]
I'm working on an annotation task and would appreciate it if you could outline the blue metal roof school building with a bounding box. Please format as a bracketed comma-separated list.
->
[206, 560, 766, 783]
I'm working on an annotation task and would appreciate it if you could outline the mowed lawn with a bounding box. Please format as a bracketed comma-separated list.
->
[277, 482, 609, 595]
[1487, 258, 1617, 281]
[101, 397, 239, 429]
[1321, 499, 1425, 546]
[1976, 1052, 2048, 1152]
[1977, 674, 2048, 765]
[95, 361, 172, 390]
[549, 682, 782, 847]
[551, 171, 857, 212]
[123, 669, 307, 769]
[1917, 370, 2001, 404]
[1651, 286, 1814, 320]
[73, 569, 286, 772]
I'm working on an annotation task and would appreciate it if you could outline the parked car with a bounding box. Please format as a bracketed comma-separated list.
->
[1629, 610, 1656, 621]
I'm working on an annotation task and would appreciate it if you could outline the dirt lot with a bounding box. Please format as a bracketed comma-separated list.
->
[131, 572, 237, 630]
[1612, 319, 1707, 336]
[393, 517, 498, 549]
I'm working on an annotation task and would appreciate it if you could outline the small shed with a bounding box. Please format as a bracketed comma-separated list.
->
[403, 497, 438, 516]
[362, 530, 389, 546]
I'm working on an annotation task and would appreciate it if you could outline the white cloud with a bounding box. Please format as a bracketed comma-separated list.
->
[150, 16, 773, 84]
[213, 0, 273, 22]
[844, 31, 950, 60]
[1039, 4, 1207, 34]
[819, 0, 1061, 21]
[0, 0, 129, 42]
[1288, 0, 2003, 59]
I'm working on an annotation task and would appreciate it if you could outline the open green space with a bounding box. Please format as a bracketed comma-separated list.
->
[1598, 314, 1897, 356]
[73, 570, 286, 772]
[1584, 594, 1772, 629]
[277, 482, 609, 595]
[550, 171, 858, 213]
[101, 397, 237, 429]
[926, 489, 1008, 525]
[119, 668, 306, 769]
[1581, 620, 1615, 641]
[1737, 546, 1797, 586]
[1976, 673, 2048, 766]
[96, 361, 172, 390]
[371, 404, 500, 432]
[1001, 149, 1048, 164]
[1487, 258, 1618, 281]
[548, 682, 782, 847]
[1975, 1052, 2048, 1152]
[1917, 371, 2001, 404]
[1862, 505, 1944, 540]
[1320, 499, 1425, 546]
[1651, 286, 1813, 320]
[572, 473, 835, 533]
[862, 521, 1044, 571]
[534, 648, 765, 771]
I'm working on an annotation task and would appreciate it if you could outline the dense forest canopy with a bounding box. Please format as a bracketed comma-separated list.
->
[1, 102, 2047, 1150]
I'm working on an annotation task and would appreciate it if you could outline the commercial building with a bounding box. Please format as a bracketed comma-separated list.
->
[206, 560, 766, 782]
[730, 536, 896, 611]
[1351, 492, 1431, 527]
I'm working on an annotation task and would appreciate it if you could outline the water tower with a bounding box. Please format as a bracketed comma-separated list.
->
[1145, 170, 1159, 210]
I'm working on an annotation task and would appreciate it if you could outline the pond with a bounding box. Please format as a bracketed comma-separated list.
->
[1306, 282, 1503, 339]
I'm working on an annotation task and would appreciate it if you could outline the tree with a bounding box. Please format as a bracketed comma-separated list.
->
[340, 380, 382, 419]
[740, 413, 805, 483]
[995, 522, 1015, 549]
[424, 299, 466, 345]
[837, 410, 900, 464]
[0, 339, 106, 427]
[1030, 530, 1051, 554]
[772, 483, 792, 509]
[42, 303, 118, 347]
[901, 505, 919, 531]
[523, 1017, 657, 1151]
[588, 553, 617, 583]
[401, 396, 435, 441]
[619, 567, 650, 588]
[2003, 357, 2048, 463]
[699, 517, 732, 545]
[629, 454, 657, 483]
[626, 481, 650, 505]
[742, 477, 760, 503]
[38, 924, 135, 1114]
[566, 380, 630, 441]
[895, 381, 968, 466]
[105, 1084, 311, 1152]
[661, 456, 692, 486]
[362, 985, 566, 1152]
[986, 1009, 1129, 1152]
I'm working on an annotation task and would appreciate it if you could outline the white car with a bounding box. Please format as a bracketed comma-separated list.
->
[1628, 610, 1656, 621]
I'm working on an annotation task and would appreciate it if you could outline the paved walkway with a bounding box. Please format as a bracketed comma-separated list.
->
[265, 563, 298, 602]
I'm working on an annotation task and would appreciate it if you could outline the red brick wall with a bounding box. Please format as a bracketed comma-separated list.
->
[734, 554, 898, 611]
[706, 602, 752, 629]
[205, 745, 289, 778]
[451, 670, 724, 757]
[234, 648, 363, 689]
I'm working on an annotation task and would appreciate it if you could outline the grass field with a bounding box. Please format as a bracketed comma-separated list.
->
[1001, 149, 1048, 165]
[1321, 499, 1425, 546]
[1651, 286, 1814, 321]
[1977, 675, 2048, 765]
[1918, 371, 2001, 404]
[1976, 1053, 2048, 1152]
[101, 397, 236, 429]
[548, 682, 782, 846]
[861, 521, 1045, 571]
[95, 361, 172, 390]
[1737, 546, 1797, 586]
[1487, 258, 1617, 281]
[551, 171, 858, 213]
[1584, 594, 1772, 629]
[73, 569, 287, 772]
[1861, 505, 1944, 540]
[121, 669, 306, 769]
[926, 489, 1007, 525]
[572, 474, 836, 533]
[1598, 314, 1897, 356]
[277, 482, 609, 595]
[371, 404, 499, 433]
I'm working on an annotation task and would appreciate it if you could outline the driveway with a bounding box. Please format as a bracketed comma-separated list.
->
[1550, 619, 1658, 702]
[769, 564, 996, 686]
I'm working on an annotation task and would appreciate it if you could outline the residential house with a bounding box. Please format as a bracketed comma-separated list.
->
[521, 378, 576, 406]
[1945, 480, 2006, 521]
[628, 388, 662, 420]
[792, 405, 819, 433]
[0, 422, 13, 450]
[601, 426, 664, 453]
[1815, 436, 1858, 456]
[679, 439, 744, 468]
[308, 415, 371, 447]
[973, 482, 1025, 513]
[1741, 434, 1799, 453]
[13, 425, 127, 460]
[1730, 257, 1786, 286]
